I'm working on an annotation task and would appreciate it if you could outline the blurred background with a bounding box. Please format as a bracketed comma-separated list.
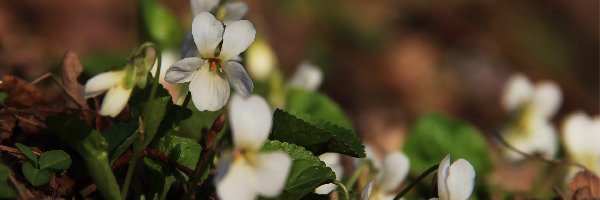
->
[1, 0, 597, 151]
[0, 0, 598, 198]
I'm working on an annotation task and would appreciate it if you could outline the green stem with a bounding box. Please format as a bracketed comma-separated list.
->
[85, 151, 122, 200]
[121, 44, 162, 198]
[333, 180, 349, 200]
[344, 159, 369, 188]
[393, 164, 439, 200]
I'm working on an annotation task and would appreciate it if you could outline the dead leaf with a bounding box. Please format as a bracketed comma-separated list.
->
[568, 171, 600, 200]
[60, 51, 86, 109]
[0, 76, 45, 108]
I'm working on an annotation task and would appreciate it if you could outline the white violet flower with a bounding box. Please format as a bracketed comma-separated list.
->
[360, 152, 410, 200]
[190, 0, 248, 25]
[562, 111, 600, 177]
[315, 153, 343, 194]
[165, 12, 254, 111]
[288, 61, 323, 91]
[432, 155, 476, 200]
[500, 73, 561, 161]
[215, 94, 291, 200]
[84, 70, 131, 117]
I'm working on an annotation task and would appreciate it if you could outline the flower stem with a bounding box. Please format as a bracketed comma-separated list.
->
[120, 44, 162, 198]
[344, 159, 369, 188]
[393, 164, 439, 200]
[333, 180, 349, 200]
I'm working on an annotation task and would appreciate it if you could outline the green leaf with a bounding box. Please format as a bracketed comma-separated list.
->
[144, 135, 201, 178]
[103, 122, 138, 162]
[15, 143, 38, 166]
[139, 0, 183, 49]
[261, 141, 336, 200]
[178, 105, 225, 140]
[0, 165, 16, 199]
[142, 135, 201, 198]
[286, 88, 353, 129]
[21, 162, 52, 186]
[271, 109, 365, 157]
[39, 150, 72, 171]
[403, 113, 492, 177]
[0, 92, 7, 102]
[46, 115, 122, 200]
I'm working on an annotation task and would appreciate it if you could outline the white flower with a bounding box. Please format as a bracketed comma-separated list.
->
[83, 70, 132, 117]
[315, 153, 343, 194]
[165, 12, 254, 111]
[288, 61, 323, 91]
[151, 49, 182, 102]
[360, 152, 410, 200]
[215, 94, 291, 200]
[190, 0, 248, 25]
[246, 38, 277, 81]
[501, 73, 561, 161]
[562, 111, 600, 177]
[432, 155, 475, 200]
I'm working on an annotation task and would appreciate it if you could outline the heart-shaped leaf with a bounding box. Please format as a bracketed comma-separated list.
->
[15, 143, 38, 166]
[21, 162, 53, 187]
[39, 150, 72, 171]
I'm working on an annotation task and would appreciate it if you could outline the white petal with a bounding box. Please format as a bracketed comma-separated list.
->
[189, 63, 230, 111]
[531, 81, 561, 118]
[99, 84, 132, 117]
[192, 12, 224, 58]
[222, 2, 248, 25]
[164, 57, 204, 83]
[288, 62, 323, 91]
[437, 155, 451, 200]
[315, 183, 337, 195]
[228, 94, 272, 150]
[502, 73, 532, 111]
[446, 159, 475, 200]
[216, 160, 257, 200]
[530, 120, 558, 159]
[190, 0, 219, 14]
[378, 152, 410, 193]
[254, 152, 292, 197]
[224, 61, 253, 97]
[360, 181, 374, 200]
[83, 71, 124, 98]
[220, 20, 255, 61]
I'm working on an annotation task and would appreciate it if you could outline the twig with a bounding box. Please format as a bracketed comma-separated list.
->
[494, 132, 587, 170]
[553, 185, 565, 200]
[393, 164, 439, 200]
[185, 113, 227, 199]
[0, 144, 43, 157]
[111, 149, 194, 178]
[29, 72, 86, 109]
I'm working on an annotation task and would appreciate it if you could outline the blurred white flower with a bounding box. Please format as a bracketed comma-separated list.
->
[288, 61, 323, 91]
[190, 0, 247, 25]
[83, 70, 131, 117]
[431, 155, 476, 200]
[246, 38, 277, 81]
[562, 111, 600, 178]
[501, 73, 561, 161]
[315, 153, 343, 194]
[215, 94, 291, 200]
[151, 49, 182, 102]
[165, 12, 254, 111]
[360, 152, 410, 200]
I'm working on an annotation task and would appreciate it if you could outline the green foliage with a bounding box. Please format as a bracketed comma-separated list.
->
[143, 135, 201, 198]
[0, 165, 16, 198]
[15, 143, 72, 186]
[404, 113, 492, 177]
[261, 141, 336, 200]
[15, 143, 38, 166]
[139, 0, 183, 49]
[0, 92, 7, 102]
[177, 104, 225, 140]
[103, 122, 139, 163]
[46, 115, 122, 200]
[39, 150, 72, 171]
[286, 88, 353, 129]
[21, 162, 52, 187]
[271, 109, 365, 157]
